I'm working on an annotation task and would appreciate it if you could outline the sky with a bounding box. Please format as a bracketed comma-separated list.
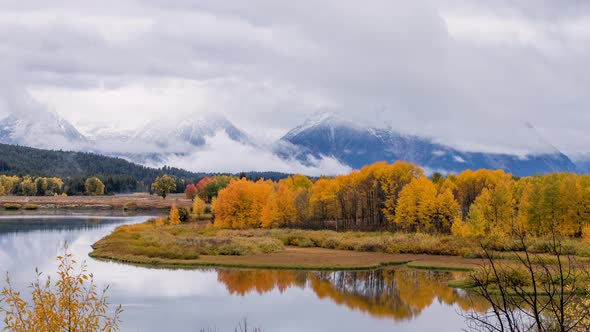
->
[1, 0, 590, 159]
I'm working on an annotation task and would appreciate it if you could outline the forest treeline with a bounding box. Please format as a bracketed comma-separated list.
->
[0, 143, 291, 194]
[212, 161, 590, 238]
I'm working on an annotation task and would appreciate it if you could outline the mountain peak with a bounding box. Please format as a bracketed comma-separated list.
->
[277, 114, 576, 176]
[283, 112, 359, 140]
[0, 110, 86, 149]
[134, 112, 250, 149]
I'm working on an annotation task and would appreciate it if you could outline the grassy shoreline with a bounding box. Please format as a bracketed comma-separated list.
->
[89, 247, 425, 271]
[89, 246, 480, 271]
[89, 220, 488, 271]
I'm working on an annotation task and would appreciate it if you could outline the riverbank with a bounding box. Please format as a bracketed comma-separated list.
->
[91, 246, 480, 271]
[89, 221, 493, 271]
[0, 193, 191, 211]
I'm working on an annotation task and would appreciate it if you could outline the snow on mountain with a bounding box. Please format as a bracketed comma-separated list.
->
[276, 113, 577, 176]
[0, 110, 87, 149]
[87, 113, 253, 164]
[0, 108, 582, 176]
[134, 114, 250, 149]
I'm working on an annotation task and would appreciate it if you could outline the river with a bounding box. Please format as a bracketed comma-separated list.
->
[0, 215, 481, 331]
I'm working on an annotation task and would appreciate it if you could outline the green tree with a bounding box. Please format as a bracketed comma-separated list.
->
[151, 174, 177, 199]
[85, 177, 105, 196]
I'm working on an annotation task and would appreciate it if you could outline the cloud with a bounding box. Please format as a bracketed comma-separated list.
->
[0, 0, 589, 156]
[161, 132, 352, 176]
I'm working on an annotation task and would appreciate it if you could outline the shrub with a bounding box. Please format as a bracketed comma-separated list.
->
[178, 207, 190, 223]
[3, 203, 21, 210]
[123, 202, 138, 211]
[23, 204, 38, 210]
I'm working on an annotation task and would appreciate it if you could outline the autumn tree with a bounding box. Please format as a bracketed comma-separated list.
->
[84, 177, 105, 196]
[261, 183, 297, 228]
[0, 175, 20, 195]
[0, 249, 122, 332]
[465, 177, 515, 236]
[46, 177, 64, 196]
[185, 183, 198, 200]
[196, 177, 213, 201]
[454, 169, 510, 219]
[381, 161, 424, 224]
[394, 177, 438, 232]
[434, 188, 460, 233]
[214, 178, 273, 229]
[310, 178, 339, 227]
[20, 176, 37, 196]
[192, 197, 206, 219]
[261, 191, 280, 228]
[280, 175, 312, 226]
[169, 204, 181, 225]
[202, 176, 233, 202]
[281, 174, 313, 191]
[151, 174, 177, 200]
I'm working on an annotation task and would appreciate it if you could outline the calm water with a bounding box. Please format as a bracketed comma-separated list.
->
[0, 215, 481, 331]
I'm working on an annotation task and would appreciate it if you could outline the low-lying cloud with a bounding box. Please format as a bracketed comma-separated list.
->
[161, 132, 352, 176]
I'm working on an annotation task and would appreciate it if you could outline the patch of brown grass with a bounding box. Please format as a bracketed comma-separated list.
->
[91, 222, 284, 261]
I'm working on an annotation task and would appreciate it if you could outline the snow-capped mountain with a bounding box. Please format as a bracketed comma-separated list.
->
[135, 114, 250, 149]
[275, 114, 577, 176]
[0, 110, 87, 149]
[0, 109, 583, 176]
[87, 114, 253, 164]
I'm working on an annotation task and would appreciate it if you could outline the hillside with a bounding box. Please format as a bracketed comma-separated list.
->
[0, 143, 199, 184]
[0, 143, 292, 190]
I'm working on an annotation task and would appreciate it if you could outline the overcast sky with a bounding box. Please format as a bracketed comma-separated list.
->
[1, 0, 590, 156]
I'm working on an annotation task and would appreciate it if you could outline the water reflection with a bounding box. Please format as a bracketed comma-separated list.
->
[0, 215, 484, 331]
[217, 269, 488, 321]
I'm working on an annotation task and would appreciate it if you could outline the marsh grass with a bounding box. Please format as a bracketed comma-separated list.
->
[22, 203, 38, 210]
[91, 221, 590, 273]
[91, 222, 284, 260]
[214, 228, 590, 258]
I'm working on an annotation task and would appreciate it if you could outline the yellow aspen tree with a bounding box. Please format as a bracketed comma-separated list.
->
[275, 183, 297, 226]
[435, 188, 460, 233]
[394, 177, 437, 232]
[261, 191, 280, 228]
[556, 174, 581, 236]
[192, 197, 206, 218]
[310, 178, 339, 224]
[169, 204, 181, 225]
[381, 161, 424, 223]
[1, 249, 122, 331]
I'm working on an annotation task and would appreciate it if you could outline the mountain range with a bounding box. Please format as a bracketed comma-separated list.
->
[0, 110, 580, 176]
[274, 114, 577, 176]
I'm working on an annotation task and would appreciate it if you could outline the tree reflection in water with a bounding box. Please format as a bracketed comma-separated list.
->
[217, 268, 489, 321]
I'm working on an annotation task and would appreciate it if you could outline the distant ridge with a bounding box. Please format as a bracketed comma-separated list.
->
[275, 114, 578, 176]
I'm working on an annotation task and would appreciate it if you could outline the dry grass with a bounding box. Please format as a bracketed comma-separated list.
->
[90, 221, 484, 270]
[0, 193, 192, 210]
[91, 247, 443, 270]
[90, 220, 590, 271]
[91, 222, 284, 261]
